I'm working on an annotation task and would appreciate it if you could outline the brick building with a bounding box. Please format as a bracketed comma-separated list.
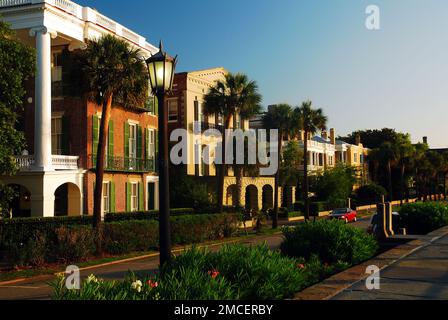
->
[0, 0, 160, 217]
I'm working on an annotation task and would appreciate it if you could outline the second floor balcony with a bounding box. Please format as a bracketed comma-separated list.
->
[88, 155, 156, 173]
[15, 155, 79, 171]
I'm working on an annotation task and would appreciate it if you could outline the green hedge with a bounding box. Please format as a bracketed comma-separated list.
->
[1, 213, 239, 267]
[399, 202, 448, 235]
[310, 201, 327, 216]
[281, 219, 378, 265]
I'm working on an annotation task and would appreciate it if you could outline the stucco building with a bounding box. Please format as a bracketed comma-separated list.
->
[0, 0, 160, 217]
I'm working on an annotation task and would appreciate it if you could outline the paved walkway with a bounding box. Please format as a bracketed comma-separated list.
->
[333, 232, 448, 300]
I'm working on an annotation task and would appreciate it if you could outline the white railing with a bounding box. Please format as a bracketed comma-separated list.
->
[15, 155, 79, 170]
[95, 11, 117, 32]
[122, 27, 140, 44]
[52, 155, 79, 170]
[0, 0, 31, 7]
[53, 0, 82, 18]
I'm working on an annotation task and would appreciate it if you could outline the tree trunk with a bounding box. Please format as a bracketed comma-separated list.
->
[217, 116, 233, 213]
[272, 129, 283, 229]
[303, 130, 310, 221]
[444, 173, 447, 200]
[235, 165, 243, 209]
[400, 163, 405, 206]
[92, 94, 113, 256]
[387, 161, 393, 201]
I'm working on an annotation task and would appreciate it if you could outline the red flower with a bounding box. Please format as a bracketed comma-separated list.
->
[297, 263, 306, 269]
[147, 279, 159, 288]
[208, 270, 220, 279]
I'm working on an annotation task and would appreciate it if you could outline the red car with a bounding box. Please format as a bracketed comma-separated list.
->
[329, 208, 357, 223]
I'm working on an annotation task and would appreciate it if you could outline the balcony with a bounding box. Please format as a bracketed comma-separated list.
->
[89, 155, 156, 173]
[189, 121, 224, 134]
[15, 155, 79, 171]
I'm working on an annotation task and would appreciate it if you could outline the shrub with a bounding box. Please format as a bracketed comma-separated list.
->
[399, 202, 448, 234]
[310, 202, 327, 216]
[103, 220, 158, 255]
[355, 184, 387, 205]
[288, 211, 303, 218]
[294, 201, 305, 212]
[52, 244, 323, 300]
[53, 226, 95, 263]
[281, 219, 378, 265]
[105, 208, 194, 222]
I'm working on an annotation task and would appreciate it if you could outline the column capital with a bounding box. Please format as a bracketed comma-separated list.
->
[29, 26, 58, 39]
[68, 40, 87, 52]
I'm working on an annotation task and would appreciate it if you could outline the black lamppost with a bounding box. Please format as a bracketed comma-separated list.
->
[146, 41, 177, 267]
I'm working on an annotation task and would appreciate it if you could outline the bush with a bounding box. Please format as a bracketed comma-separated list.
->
[281, 219, 378, 265]
[105, 208, 194, 222]
[310, 202, 327, 216]
[288, 211, 303, 218]
[355, 184, 387, 205]
[52, 244, 323, 300]
[2, 213, 239, 266]
[103, 220, 158, 255]
[294, 201, 305, 212]
[399, 202, 448, 235]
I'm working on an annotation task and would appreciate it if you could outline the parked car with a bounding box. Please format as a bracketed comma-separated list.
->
[367, 211, 401, 235]
[329, 208, 357, 223]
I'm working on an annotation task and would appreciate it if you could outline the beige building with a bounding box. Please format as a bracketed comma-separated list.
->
[167, 67, 280, 211]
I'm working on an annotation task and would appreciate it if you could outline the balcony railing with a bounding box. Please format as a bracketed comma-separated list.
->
[15, 155, 79, 170]
[190, 121, 224, 134]
[89, 155, 156, 173]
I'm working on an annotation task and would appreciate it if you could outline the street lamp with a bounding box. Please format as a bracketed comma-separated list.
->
[146, 41, 177, 267]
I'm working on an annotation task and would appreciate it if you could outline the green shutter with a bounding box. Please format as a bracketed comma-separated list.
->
[110, 182, 116, 213]
[62, 115, 70, 155]
[138, 182, 144, 211]
[154, 95, 159, 116]
[92, 115, 99, 166]
[148, 183, 155, 210]
[108, 120, 114, 157]
[145, 128, 149, 159]
[155, 130, 159, 172]
[137, 125, 142, 159]
[124, 122, 129, 169]
[126, 182, 131, 212]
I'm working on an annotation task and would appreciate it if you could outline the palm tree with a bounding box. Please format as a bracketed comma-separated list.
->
[412, 143, 429, 200]
[80, 35, 148, 253]
[294, 101, 327, 220]
[376, 142, 400, 201]
[395, 134, 414, 205]
[262, 104, 294, 228]
[203, 72, 261, 212]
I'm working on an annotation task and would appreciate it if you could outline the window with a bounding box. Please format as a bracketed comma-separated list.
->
[102, 182, 110, 214]
[147, 129, 155, 158]
[354, 153, 358, 163]
[168, 99, 178, 122]
[52, 51, 63, 97]
[146, 94, 156, 115]
[129, 124, 137, 159]
[51, 117, 63, 155]
[216, 113, 223, 126]
[131, 183, 138, 212]
[234, 114, 241, 129]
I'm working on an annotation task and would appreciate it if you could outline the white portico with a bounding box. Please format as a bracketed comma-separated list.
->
[0, 0, 158, 217]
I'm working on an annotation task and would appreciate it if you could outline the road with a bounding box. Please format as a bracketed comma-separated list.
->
[0, 216, 372, 300]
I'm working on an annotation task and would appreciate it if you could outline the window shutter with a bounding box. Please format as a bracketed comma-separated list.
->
[62, 115, 70, 155]
[138, 182, 144, 211]
[126, 182, 131, 212]
[155, 130, 159, 172]
[110, 182, 116, 213]
[148, 183, 155, 210]
[154, 95, 159, 116]
[92, 115, 99, 166]
[145, 128, 149, 159]
[108, 120, 114, 157]
[137, 125, 142, 159]
[124, 122, 129, 169]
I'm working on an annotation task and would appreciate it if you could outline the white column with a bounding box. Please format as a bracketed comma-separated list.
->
[30, 27, 57, 171]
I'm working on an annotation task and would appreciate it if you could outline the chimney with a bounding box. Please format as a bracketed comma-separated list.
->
[423, 136, 428, 145]
[330, 128, 336, 145]
[355, 134, 361, 146]
[321, 130, 328, 140]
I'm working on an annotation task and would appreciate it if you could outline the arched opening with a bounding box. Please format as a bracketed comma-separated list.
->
[226, 184, 237, 207]
[282, 186, 293, 209]
[54, 183, 81, 217]
[262, 185, 274, 210]
[245, 185, 258, 211]
[4, 184, 31, 218]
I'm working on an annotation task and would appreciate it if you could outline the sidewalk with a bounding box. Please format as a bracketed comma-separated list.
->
[333, 231, 448, 300]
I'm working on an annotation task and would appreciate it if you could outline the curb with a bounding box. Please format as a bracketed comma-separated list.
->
[293, 225, 448, 300]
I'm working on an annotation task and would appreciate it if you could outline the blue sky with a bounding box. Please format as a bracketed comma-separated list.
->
[77, 0, 448, 147]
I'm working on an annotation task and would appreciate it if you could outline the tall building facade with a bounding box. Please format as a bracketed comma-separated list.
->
[0, 0, 160, 217]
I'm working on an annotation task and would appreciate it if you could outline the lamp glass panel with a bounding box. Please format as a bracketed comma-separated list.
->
[164, 60, 174, 91]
